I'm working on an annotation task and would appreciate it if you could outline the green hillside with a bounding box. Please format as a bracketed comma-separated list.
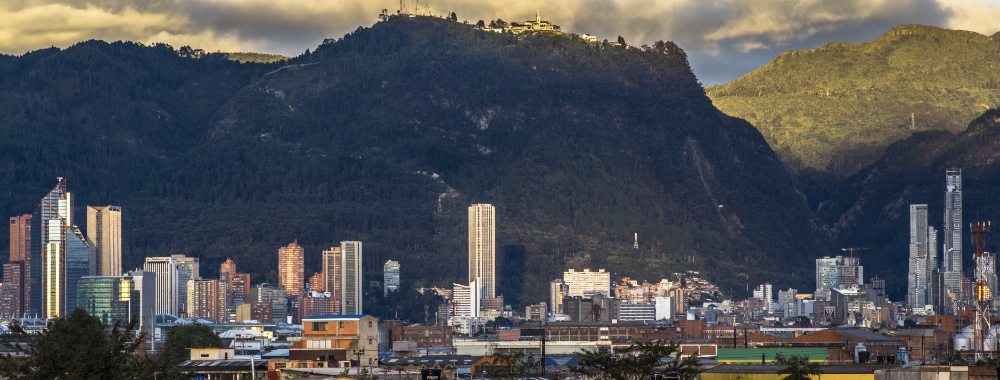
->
[707, 24, 1000, 175]
[0, 16, 829, 319]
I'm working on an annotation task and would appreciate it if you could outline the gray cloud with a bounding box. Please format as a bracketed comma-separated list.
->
[0, 0, 996, 84]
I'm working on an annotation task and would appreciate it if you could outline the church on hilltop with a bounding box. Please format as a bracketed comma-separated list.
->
[507, 10, 560, 34]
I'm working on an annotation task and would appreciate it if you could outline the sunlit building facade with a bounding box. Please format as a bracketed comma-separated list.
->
[278, 241, 305, 298]
[468, 204, 496, 299]
[86, 206, 122, 276]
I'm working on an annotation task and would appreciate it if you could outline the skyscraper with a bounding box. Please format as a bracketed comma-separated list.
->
[341, 241, 362, 315]
[908, 204, 929, 307]
[549, 279, 568, 315]
[228, 273, 250, 306]
[187, 279, 227, 321]
[219, 258, 237, 283]
[815, 256, 863, 294]
[944, 168, 963, 295]
[77, 270, 154, 334]
[143, 256, 179, 316]
[86, 206, 121, 276]
[278, 241, 305, 298]
[322, 247, 342, 299]
[64, 226, 90, 313]
[468, 204, 496, 299]
[384, 260, 400, 296]
[9, 214, 31, 262]
[7, 214, 30, 316]
[172, 254, 200, 315]
[31, 179, 71, 315]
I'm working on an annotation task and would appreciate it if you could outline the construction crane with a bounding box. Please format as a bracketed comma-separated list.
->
[840, 247, 874, 260]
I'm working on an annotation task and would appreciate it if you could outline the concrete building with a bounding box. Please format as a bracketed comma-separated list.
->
[563, 268, 610, 297]
[525, 303, 547, 320]
[507, 11, 560, 34]
[453, 279, 480, 318]
[549, 279, 568, 315]
[143, 256, 179, 316]
[322, 247, 341, 300]
[0, 261, 26, 318]
[297, 315, 380, 366]
[654, 296, 673, 320]
[188, 279, 227, 322]
[228, 273, 250, 306]
[172, 255, 199, 315]
[308, 272, 324, 292]
[8, 214, 31, 317]
[340, 241, 362, 315]
[86, 205, 121, 276]
[9, 214, 32, 262]
[564, 293, 618, 322]
[909, 204, 930, 307]
[250, 283, 287, 323]
[753, 283, 774, 313]
[617, 303, 656, 322]
[278, 241, 305, 298]
[468, 204, 496, 299]
[944, 168, 963, 297]
[219, 258, 236, 283]
[815, 256, 863, 293]
[384, 260, 400, 296]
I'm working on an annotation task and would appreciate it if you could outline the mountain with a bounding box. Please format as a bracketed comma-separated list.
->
[707, 24, 1000, 177]
[0, 16, 828, 317]
[819, 108, 1000, 300]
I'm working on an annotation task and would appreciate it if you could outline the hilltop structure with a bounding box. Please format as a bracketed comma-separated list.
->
[507, 11, 560, 34]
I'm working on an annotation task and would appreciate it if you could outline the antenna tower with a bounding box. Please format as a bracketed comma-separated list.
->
[972, 219, 991, 361]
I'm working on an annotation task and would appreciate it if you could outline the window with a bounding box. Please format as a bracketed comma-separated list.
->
[313, 322, 328, 331]
[369, 321, 373, 327]
[339, 322, 345, 328]
[369, 339, 373, 344]
[201, 354, 209, 358]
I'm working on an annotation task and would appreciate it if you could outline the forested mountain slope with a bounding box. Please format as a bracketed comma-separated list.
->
[0, 16, 828, 317]
[820, 109, 1000, 299]
[708, 25, 1000, 176]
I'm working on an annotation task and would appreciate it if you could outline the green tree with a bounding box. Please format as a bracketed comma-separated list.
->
[484, 351, 541, 379]
[160, 323, 224, 365]
[570, 340, 701, 380]
[775, 353, 822, 380]
[0, 308, 163, 380]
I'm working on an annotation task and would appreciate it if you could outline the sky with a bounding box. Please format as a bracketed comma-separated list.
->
[3, 0, 1000, 85]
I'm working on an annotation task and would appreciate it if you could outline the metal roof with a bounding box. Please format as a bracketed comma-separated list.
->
[304, 315, 368, 320]
[717, 348, 829, 363]
[831, 329, 901, 342]
[173, 360, 269, 372]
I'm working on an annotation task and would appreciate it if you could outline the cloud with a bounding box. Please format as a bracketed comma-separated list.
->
[2, 0, 1000, 84]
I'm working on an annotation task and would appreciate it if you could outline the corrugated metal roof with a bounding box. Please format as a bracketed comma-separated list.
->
[717, 348, 829, 363]
[304, 315, 368, 320]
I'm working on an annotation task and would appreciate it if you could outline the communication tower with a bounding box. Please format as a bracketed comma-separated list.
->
[972, 219, 991, 360]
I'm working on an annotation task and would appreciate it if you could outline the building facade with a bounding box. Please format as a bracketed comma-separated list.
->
[143, 256, 179, 316]
[550, 279, 568, 315]
[77, 270, 154, 335]
[322, 247, 341, 300]
[173, 255, 200, 315]
[278, 241, 305, 298]
[384, 260, 400, 296]
[298, 315, 380, 366]
[341, 241, 362, 315]
[86, 205, 122, 277]
[908, 204, 931, 308]
[468, 204, 496, 299]
[219, 258, 236, 283]
[0, 262, 25, 317]
[452, 279, 480, 318]
[188, 279, 227, 321]
[944, 168, 963, 295]
[564, 268, 611, 297]
[250, 283, 287, 323]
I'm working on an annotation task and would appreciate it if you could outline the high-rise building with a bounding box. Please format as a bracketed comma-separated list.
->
[468, 204, 496, 299]
[563, 268, 611, 297]
[944, 168, 963, 295]
[308, 272, 324, 293]
[815, 256, 863, 293]
[143, 256, 179, 316]
[278, 241, 305, 298]
[172, 255, 199, 315]
[250, 283, 286, 323]
[228, 273, 250, 306]
[452, 279, 481, 318]
[219, 258, 237, 283]
[753, 283, 774, 313]
[187, 279, 227, 322]
[86, 206, 122, 276]
[64, 226, 90, 314]
[384, 260, 400, 296]
[9, 214, 31, 262]
[909, 204, 929, 307]
[322, 247, 342, 299]
[31, 178, 76, 318]
[816, 257, 838, 292]
[0, 262, 26, 318]
[77, 270, 154, 334]
[549, 279, 568, 315]
[341, 241, 362, 315]
[299, 295, 341, 321]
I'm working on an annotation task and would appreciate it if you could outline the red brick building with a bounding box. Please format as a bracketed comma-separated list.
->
[299, 296, 341, 321]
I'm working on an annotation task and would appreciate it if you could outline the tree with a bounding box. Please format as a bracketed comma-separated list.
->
[570, 341, 701, 380]
[484, 351, 541, 379]
[775, 354, 822, 380]
[449, 12, 457, 21]
[0, 308, 163, 380]
[495, 19, 507, 28]
[617, 36, 626, 45]
[159, 323, 224, 365]
[476, 20, 485, 28]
